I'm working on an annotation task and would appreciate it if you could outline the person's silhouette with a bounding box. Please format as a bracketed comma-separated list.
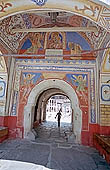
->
[55, 109, 62, 127]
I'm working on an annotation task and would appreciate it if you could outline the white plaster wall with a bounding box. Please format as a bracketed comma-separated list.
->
[24, 79, 82, 143]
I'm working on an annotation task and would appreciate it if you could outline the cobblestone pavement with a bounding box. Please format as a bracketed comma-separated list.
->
[34, 121, 73, 143]
[0, 121, 110, 170]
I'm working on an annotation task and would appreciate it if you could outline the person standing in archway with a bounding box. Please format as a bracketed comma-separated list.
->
[55, 109, 62, 127]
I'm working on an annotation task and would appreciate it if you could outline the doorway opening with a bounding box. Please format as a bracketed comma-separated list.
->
[33, 89, 73, 142]
[46, 94, 72, 124]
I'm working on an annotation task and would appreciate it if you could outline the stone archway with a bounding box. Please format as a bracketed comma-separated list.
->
[24, 79, 82, 143]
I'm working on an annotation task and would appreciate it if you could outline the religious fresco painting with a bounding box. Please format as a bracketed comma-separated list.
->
[1, 0, 110, 148]
[66, 32, 91, 54]
[47, 32, 64, 49]
[19, 33, 45, 54]
[20, 72, 44, 104]
[12, 59, 96, 133]
[65, 73, 89, 130]
[18, 32, 92, 55]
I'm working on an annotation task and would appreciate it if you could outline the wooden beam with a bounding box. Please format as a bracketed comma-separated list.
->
[12, 27, 97, 33]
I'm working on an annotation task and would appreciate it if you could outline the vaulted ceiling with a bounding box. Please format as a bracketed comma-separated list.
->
[0, 11, 106, 54]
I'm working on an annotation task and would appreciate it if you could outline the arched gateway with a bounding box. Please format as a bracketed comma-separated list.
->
[24, 79, 82, 143]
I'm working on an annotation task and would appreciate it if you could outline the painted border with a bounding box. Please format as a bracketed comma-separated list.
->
[0, 81, 6, 97]
[101, 84, 110, 101]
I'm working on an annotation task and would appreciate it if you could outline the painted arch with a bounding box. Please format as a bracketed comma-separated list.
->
[24, 79, 82, 143]
[0, 0, 110, 31]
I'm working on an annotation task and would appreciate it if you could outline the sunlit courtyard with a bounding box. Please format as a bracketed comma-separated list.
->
[46, 95, 72, 123]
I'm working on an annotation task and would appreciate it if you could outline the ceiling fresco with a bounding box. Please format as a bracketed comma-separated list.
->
[0, 11, 107, 55]
[0, 0, 110, 31]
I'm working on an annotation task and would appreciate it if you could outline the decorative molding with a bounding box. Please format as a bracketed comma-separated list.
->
[0, 81, 6, 97]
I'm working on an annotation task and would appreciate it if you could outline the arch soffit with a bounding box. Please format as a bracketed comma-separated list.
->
[0, 0, 110, 31]
[26, 79, 81, 113]
[36, 88, 66, 104]
[44, 92, 67, 103]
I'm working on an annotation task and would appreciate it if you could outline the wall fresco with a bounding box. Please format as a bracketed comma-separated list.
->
[0, 14, 26, 53]
[11, 71, 44, 115]
[0, 0, 109, 56]
[66, 32, 91, 52]
[12, 59, 96, 127]
[19, 33, 45, 54]
[85, 26, 107, 50]
[74, 1, 101, 21]
[47, 32, 63, 49]
[20, 72, 43, 104]
[19, 31, 92, 56]
[0, 11, 106, 55]
[65, 73, 89, 130]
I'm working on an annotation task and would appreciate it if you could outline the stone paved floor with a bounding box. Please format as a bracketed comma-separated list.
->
[0, 121, 110, 170]
[34, 121, 73, 143]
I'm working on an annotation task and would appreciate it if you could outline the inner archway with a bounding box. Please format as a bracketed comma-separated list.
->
[34, 92, 73, 142]
[24, 79, 82, 143]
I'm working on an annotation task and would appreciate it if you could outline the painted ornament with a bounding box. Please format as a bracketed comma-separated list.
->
[31, 0, 47, 6]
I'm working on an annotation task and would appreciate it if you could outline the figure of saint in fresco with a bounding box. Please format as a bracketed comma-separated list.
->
[20, 73, 35, 103]
[25, 33, 43, 53]
[75, 75, 86, 92]
[23, 73, 35, 85]
[73, 75, 88, 104]
[48, 32, 63, 49]
[68, 42, 82, 55]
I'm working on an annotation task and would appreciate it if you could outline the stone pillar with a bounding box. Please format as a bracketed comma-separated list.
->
[43, 101, 47, 121]
[5, 57, 16, 116]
